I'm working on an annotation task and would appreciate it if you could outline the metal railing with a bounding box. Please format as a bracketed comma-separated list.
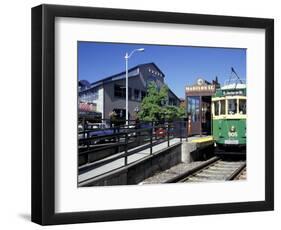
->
[78, 119, 187, 175]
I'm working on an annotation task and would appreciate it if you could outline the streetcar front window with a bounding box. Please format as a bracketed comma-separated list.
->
[214, 101, 219, 116]
[220, 100, 226, 115]
[228, 99, 237, 115]
[239, 99, 246, 114]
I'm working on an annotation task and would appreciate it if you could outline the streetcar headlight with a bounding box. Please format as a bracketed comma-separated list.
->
[230, 126, 236, 132]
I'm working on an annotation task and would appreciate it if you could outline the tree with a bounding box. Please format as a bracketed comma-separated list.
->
[138, 82, 185, 122]
[138, 82, 162, 121]
[178, 101, 186, 118]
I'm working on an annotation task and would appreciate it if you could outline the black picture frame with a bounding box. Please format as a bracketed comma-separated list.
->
[31, 4, 274, 225]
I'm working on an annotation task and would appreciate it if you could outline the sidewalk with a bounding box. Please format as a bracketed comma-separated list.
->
[78, 138, 181, 183]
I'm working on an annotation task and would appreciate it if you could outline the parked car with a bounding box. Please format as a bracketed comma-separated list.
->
[155, 127, 167, 138]
[78, 123, 114, 141]
[88, 123, 115, 138]
[78, 124, 86, 140]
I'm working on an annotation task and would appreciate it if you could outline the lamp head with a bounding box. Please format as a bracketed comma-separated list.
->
[137, 48, 145, 52]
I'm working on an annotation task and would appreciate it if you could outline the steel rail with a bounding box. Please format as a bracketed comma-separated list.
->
[165, 156, 220, 183]
[180, 160, 246, 182]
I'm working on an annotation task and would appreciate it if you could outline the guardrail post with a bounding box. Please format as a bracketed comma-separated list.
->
[185, 117, 188, 142]
[167, 122, 170, 147]
[180, 120, 182, 143]
[125, 133, 128, 165]
[86, 152, 89, 164]
[87, 139, 90, 150]
[150, 124, 153, 155]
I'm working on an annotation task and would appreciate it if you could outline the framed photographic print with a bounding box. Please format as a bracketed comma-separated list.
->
[31, 4, 274, 225]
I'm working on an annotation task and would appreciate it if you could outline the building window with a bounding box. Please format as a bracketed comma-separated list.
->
[79, 88, 99, 102]
[90, 89, 99, 100]
[114, 84, 126, 98]
[134, 89, 140, 100]
[114, 84, 132, 99]
[169, 98, 175, 106]
[141, 91, 146, 100]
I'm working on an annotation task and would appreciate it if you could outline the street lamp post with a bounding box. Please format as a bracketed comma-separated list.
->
[125, 48, 145, 125]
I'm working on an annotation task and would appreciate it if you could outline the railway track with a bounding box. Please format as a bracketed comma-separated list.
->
[177, 157, 246, 183]
[234, 167, 247, 180]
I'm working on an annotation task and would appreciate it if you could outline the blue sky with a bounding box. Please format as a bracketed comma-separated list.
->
[78, 42, 246, 98]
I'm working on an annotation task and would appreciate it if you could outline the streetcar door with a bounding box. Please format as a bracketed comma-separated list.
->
[201, 96, 211, 135]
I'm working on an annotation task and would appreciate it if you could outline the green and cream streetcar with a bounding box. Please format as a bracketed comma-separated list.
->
[212, 68, 246, 154]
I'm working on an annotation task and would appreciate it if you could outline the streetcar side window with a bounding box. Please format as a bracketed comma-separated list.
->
[227, 99, 237, 115]
[220, 100, 226, 115]
[214, 101, 219, 116]
[239, 99, 246, 114]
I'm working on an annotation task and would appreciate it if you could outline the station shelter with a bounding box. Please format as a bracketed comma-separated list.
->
[185, 78, 220, 136]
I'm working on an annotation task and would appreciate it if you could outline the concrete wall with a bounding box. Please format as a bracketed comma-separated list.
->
[181, 140, 214, 163]
[80, 142, 182, 186]
[79, 138, 151, 166]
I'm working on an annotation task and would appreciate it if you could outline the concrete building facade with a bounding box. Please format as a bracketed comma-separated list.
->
[79, 63, 180, 120]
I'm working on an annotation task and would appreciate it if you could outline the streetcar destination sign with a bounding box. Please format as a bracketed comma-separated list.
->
[223, 90, 245, 96]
